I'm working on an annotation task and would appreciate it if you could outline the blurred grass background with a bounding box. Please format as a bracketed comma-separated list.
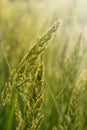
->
[0, 0, 87, 130]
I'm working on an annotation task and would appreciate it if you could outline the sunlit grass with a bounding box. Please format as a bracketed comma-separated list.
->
[0, 0, 87, 130]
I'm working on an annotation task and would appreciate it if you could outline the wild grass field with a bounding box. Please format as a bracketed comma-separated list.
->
[0, 0, 87, 130]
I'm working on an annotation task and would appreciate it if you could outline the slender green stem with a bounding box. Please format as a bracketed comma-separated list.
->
[45, 80, 61, 118]
[3, 52, 11, 73]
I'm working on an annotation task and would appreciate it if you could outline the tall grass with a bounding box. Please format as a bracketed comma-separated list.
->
[0, 0, 87, 130]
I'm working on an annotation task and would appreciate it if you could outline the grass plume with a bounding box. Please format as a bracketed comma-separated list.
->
[0, 20, 61, 130]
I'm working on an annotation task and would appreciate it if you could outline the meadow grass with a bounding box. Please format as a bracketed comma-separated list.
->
[0, 1, 87, 130]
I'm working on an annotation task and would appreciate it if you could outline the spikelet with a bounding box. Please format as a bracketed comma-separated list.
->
[58, 35, 84, 110]
[1, 69, 17, 106]
[1, 20, 61, 106]
[20, 62, 44, 130]
[65, 34, 83, 83]
[15, 100, 25, 130]
[63, 70, 87, 130]
[1, 20, 61, 130]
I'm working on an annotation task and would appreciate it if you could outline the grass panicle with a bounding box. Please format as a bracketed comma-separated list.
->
[1, 20, 61, 130]
[63, 70, 87, 130]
